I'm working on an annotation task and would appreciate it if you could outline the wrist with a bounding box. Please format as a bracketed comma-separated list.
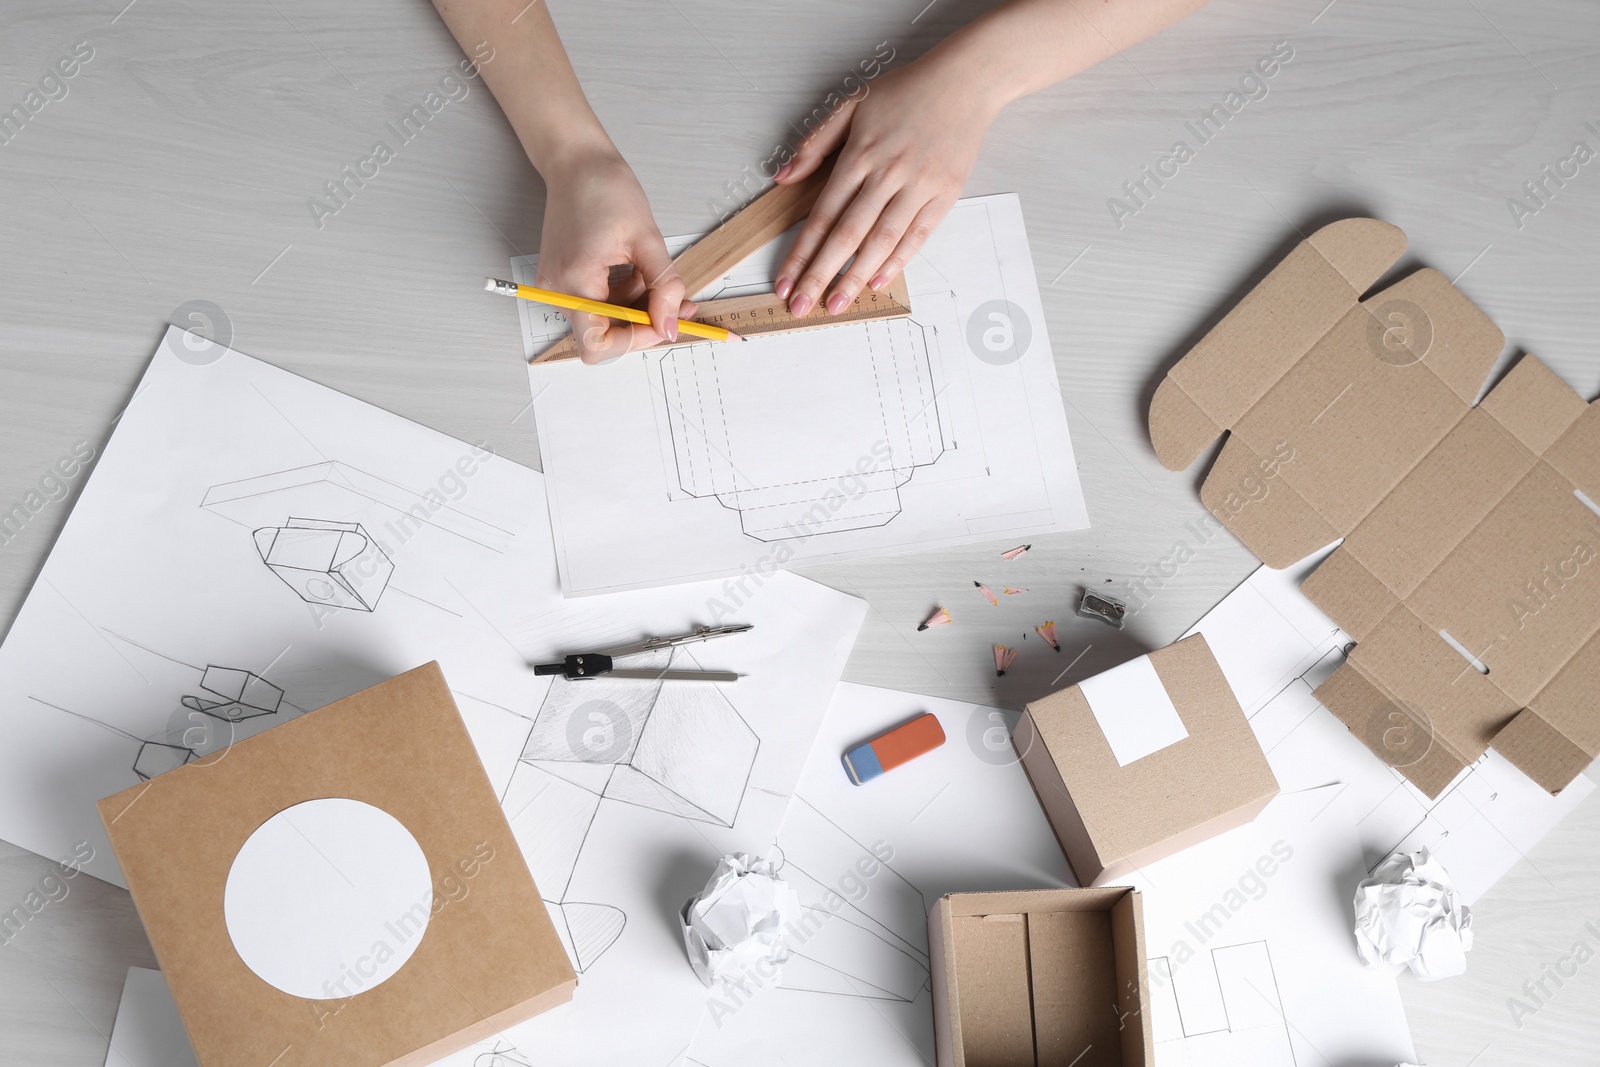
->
[523, 119, 619, 189]
[916, 24, 1020, 120]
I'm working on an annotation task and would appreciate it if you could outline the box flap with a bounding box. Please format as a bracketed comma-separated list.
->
[951, 914, 1035, 1067]
[1151, 218, 1406, 472]
[1151, 218, 1600, 798]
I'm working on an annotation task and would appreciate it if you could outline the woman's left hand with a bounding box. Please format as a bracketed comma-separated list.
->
[772, 55, 1001, 318]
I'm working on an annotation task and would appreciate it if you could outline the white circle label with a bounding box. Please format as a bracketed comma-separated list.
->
[224, 798, 433, 1000]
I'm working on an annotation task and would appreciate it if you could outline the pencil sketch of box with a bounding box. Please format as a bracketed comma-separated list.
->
[654, 318, 952, 542]
[181, 665, 285, 723]
[520, 649, 759, 826]
[253, 518, 393, 611]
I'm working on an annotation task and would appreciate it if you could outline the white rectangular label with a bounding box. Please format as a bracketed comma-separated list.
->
[1077, 655, 1189, 767]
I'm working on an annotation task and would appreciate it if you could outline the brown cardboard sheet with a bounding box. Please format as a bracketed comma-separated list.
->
[1150, 218, 1600, 797]
[97, 662, 575, 1067]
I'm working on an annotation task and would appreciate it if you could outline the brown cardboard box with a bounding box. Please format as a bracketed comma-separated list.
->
[1014, 634, 1279, 887]
[1148, 218, 1600, 798]
[97, 662, 575, 1067]
[928, 887, 1151, 1067]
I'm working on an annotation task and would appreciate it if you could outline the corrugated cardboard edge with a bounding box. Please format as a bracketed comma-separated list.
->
[1013, 709, 1106, 886]
[1149, 218, 1408, 473]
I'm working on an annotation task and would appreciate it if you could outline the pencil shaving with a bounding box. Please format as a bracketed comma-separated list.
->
[1001, 545, 1031, 561]
[973, 582, 999, 607]
[1035, 620, 1059, 651]
[993, 644, 1018, 677]
[918, 607, 952, 631]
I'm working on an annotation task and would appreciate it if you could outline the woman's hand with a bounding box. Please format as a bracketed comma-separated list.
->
[538, 147, 693, 363]
[772, 55, 1001, 318]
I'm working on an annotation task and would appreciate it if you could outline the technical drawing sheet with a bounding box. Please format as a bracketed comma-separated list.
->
[684, 682, 1072, 1067]
[516, 193, 1090, 595]
[1188, 555, 1595, 904]
[1125, 786, 1416, 1067]
[0, 328, 867, 1067]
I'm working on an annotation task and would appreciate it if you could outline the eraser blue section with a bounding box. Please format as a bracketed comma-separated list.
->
[842, 742, 884, 785]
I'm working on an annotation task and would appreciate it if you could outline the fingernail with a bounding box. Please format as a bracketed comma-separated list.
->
[775, 162, 792, 181]
[869, 274, 887, 291]
[790, 294, 813, 317]
[826, 292, 850, 315]
[775, 276, 794, 299]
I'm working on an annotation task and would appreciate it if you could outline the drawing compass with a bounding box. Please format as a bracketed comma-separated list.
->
[532, 624, 751, 682]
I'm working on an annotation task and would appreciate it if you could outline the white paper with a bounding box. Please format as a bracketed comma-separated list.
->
[516, 194, 1089, 595]
[1354, 848, 1473, 980]
[1076, 653, 1189, 766]
[681, 852, 801, 988]
[102, 968, 197, 1067]
[0, 327, 867, 1067]
[1187, 558, 1595, 904]
[684, 683, 1073, 1067]
[224, 798, 433, 1000]
[1127, 787, 1417, 1066]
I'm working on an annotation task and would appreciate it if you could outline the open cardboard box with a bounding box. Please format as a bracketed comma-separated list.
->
[1149, 218, 1600, 798]
[97, 662, 575, 1067]
[929, 887, 1151, 1067]
[1013, 634, 1279, 886]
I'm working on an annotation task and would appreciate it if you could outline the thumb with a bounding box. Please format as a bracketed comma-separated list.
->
[631, 234, 686, 343]
[776, 97, 858, 184]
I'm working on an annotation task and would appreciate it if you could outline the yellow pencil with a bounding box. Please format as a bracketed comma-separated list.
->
[483, 278, 738, 343]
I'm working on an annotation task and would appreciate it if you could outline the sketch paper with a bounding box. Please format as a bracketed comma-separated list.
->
[514, 193, 1090, 595]
[0, 328, 866, 1067]
[102, 966, 530, 1067]
[1126, 786, 1416, 1066]
[684, 683, 1073, 1067]
[1188, 558, 1595, 904]
[103, 968, 198, 1067]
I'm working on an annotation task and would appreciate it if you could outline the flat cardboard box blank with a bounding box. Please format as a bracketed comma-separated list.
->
[1014, 634, 1279, 886]
[97, 662, 576, 1067]
[929, 887, 1150, 1067]
[1148, 218, 1600, 797]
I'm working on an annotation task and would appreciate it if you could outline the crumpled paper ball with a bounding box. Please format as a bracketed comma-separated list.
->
[681, 852, 801, 988]
[1354, 848, 1472, 980]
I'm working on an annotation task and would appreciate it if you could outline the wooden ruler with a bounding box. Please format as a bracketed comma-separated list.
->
[688, 273, 911, 340]
[531, 156, 913, 362]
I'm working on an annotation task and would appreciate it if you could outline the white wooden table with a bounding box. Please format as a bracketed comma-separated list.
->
[2, 0, 1597, 1062]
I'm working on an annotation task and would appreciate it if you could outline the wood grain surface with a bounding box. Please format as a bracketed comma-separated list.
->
[1, 0, 1596, 1063]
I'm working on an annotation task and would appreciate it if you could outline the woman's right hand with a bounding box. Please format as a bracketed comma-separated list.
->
[538, 147, 693, 364]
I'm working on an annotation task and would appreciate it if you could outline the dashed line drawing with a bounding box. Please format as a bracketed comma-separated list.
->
[654, 316, 952, 542]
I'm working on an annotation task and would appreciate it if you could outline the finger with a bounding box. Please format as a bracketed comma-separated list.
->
[776, 97, 858, 185]
[632, 236, 685, 343]
[866, 197, 953, 296]
[569, 310, 631, 365]
[774, 159, 869, 307]
[821, 187, 925, 309]
[787, 178, 895, 318]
